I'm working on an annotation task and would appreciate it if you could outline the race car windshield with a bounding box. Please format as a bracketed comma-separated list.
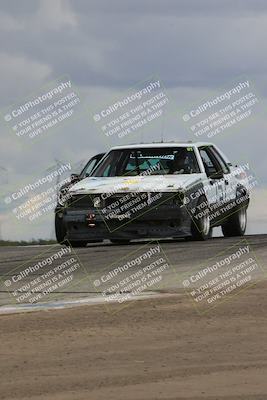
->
[92, 147, 201, 177]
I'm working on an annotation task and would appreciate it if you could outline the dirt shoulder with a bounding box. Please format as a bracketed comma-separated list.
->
[0, 283, 267, 400]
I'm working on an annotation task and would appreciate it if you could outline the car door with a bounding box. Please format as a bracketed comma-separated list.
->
[208, 145, 236, 203]
[198, 146, 227, 217]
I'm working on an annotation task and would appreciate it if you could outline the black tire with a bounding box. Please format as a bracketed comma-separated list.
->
[68, 241, 88, 248]
[110, 239, 130, 245]
[185, 227, 213, 241]
[222, 206, 247, 237]
[190, 196, 211, 241]
[55, 213, 67, 244]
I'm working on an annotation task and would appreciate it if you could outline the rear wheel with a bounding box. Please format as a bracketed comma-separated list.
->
[222, 207, 247, 237]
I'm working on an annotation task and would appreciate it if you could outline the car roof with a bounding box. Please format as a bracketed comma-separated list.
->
[110, 142, 213, 150]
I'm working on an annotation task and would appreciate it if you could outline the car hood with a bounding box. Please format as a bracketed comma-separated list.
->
[68, 175, 202, 195]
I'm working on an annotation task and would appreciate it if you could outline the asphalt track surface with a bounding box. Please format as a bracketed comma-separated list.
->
[0, 235, 267, 400]
[0, 234, 266, 312]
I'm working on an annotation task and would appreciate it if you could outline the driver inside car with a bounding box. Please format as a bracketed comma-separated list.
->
[170, 149, 190, 174]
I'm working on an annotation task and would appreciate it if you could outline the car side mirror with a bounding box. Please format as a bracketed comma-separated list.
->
[71, 173, 79, 182]
[209, 171, 224, 180]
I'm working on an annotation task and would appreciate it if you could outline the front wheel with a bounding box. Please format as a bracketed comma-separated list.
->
[55, 213, 66, 244]
[222, 207, 247, 237]
[190, 197, 211, 241]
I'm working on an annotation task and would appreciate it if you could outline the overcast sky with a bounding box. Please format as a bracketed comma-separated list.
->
[0, 0, 266, 240]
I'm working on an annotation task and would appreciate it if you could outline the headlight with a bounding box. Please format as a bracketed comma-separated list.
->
[57, 189, 69, 207]
[93, 196, 101, 208]
[173, 191, 186, 206]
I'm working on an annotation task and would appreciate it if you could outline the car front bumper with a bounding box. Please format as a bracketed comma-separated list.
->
[63, 202, 192, 242]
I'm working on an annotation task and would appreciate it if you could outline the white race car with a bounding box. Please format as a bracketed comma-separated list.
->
[60, 142, 250, 246]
